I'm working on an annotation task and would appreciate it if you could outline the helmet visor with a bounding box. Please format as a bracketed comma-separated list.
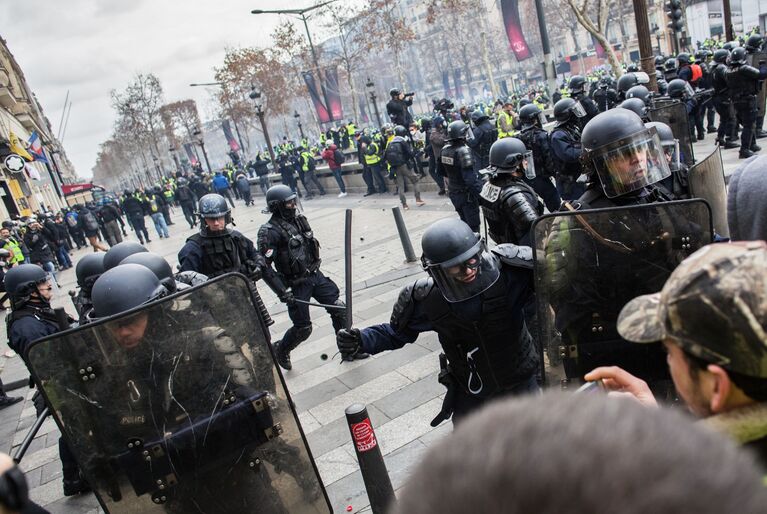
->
[662, 139, 681, 171]
[571, 102, 587, 118]
[590, 129, 671, 198]
[537, 111, 548, 127]
[424, 246, 501, 303]
[521, 150, 536, 179]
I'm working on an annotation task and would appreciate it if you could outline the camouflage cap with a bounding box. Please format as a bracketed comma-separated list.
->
[617, 241, 767, 378]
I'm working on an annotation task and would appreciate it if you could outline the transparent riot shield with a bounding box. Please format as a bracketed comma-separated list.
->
[689, 147, 728, 238]
[532, 199, 713, 388]
[748, 52, 767, 118]
[25, 274, 331, 514]
[648, 101, 695, 166]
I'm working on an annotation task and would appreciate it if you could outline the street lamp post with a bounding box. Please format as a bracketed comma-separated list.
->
[250, 87, 276, 164]
[251, 2, 337, 126]
[190, 82, 246, 153]
[294, 111, 305, 139]
[152, 156, 163, 182]
[192, 127, 213, 172]
[366, 78, 382, 129]
[168, 145, 180, 172]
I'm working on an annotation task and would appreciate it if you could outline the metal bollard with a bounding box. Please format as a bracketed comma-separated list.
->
[391, 207, 417, 263]
[346, 403, 395, 513]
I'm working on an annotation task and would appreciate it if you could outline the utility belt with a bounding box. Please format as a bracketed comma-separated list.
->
[282, 265, 320, 287]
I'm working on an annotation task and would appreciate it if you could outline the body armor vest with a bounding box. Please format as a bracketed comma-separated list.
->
[441, 143, 471, 190]
[188, 232, 248, 278]
[264, 215, 320, 283]
[422, 271, 538, 398]
[481, 182, 543, 245]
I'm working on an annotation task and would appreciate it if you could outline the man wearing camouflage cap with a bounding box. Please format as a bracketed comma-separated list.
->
[587, 241, 767, 468]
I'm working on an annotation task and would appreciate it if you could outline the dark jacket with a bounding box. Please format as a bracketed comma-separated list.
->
[386, 97, 414, 127]
[23, 228, 55, 264]
[98, 204, 124, 226]
[122, 196, 146, 218]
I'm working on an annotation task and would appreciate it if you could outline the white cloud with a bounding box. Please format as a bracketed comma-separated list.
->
[1, 0, 290, 179]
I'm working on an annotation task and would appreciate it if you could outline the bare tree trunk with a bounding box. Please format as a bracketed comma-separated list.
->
[566, 0, 623, 77]
[348, 72, 360, 123]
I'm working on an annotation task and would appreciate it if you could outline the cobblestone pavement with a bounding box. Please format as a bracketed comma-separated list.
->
[0, 134, 746, 513]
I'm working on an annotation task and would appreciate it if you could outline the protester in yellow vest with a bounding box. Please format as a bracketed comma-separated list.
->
[497, 101, 517, 138]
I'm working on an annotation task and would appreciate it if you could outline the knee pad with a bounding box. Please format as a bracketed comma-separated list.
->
[295, 324, 313, 343]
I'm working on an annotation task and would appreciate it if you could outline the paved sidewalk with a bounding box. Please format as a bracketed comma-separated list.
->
[0, 133, 747, 512]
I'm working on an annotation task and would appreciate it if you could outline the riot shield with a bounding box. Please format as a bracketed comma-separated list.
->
[688, 147, 728, 238]
[532, 199, 713, 388]
[25, 274, 331, 514]
[648, 101, 695, 166]
[748, 51, 767, 118]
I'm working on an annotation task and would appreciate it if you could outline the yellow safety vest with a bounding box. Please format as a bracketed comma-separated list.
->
[301, 152, 313, 172]
[3, 237, 23, 265]
[497, 111, 516, 138]
[347, 124, 356, 136]
[364, 143, 381, 165]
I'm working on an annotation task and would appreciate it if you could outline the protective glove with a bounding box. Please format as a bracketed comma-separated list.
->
[336, 328, 362, 361]
[280, 290, 296, 307]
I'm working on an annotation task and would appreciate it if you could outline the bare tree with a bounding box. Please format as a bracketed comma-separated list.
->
[562, 0, 623, 76]
[110, 73, 166, 157]
[359, 0, 416, 89]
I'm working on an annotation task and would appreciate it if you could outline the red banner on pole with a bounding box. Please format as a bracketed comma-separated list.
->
[303, 71, 331, 124]
[324, 65, 344, 122]
[501, 0, 532, 61]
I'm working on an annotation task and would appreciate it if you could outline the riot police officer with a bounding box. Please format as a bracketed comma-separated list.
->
[516, 104, 561, 211]
[577, 108, 673, 208]
[744, 33, 767, 138]
[257, 185, 368, 370]
[336, 218, 539, 424]
[467, 110, 497, 171]
[625, 85, 652, 106]
[620, 98, 650, 122]
[726, 47, 767, 158]
[440, 121, 483, 231]
[479, 138, 543, 246]
[592, 76, 618, 112]
[550, 98, 587, 200]
[72, 252, 105, 323]
[617, 72, 650, 101]
[568, 75, 599, 122]
[646, 121, 690, 199]
[4, 264, 88, 496]
[667, 78, 699, 143]
[711, 49, 739, 148]
[178, 193, 265, 280]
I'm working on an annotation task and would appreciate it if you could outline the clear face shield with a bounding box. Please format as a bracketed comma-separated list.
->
[588, 128, 671, 198]
[422, 242, 501, 303]
[571, 102, 587, 118]
[683, 81, 695, 99]
[536, 111, 548, 127]
[661, 139, 681, 171]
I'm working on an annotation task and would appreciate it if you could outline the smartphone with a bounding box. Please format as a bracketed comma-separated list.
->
[575, 379, 604, 394]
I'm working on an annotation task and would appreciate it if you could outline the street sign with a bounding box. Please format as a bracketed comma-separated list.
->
[3, 153, 25, 173]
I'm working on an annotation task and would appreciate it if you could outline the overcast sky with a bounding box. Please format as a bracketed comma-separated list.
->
[0, 0, 314, 179]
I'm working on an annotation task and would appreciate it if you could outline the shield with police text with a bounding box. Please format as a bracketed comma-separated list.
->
[25, 274, 331, 514]
[532, 200, 713, 388]
[688, 147, 728, 238]
[748, 51, 767, 118]
[648, 101, 695, 166]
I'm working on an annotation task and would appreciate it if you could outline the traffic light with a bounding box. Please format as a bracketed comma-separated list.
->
[665, 0, 684, 32]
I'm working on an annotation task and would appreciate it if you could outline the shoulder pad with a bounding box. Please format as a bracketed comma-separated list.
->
[491, 244, 534, 269]
[456, 145, 474, 168]
[390, 278, 434, 331]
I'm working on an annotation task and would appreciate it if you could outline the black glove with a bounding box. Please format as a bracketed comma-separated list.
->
[336, 328, 362, 361]
[280, 290, 296, 307]
[122, 229, 128, 236]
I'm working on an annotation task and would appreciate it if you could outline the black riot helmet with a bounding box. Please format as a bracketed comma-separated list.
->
[120, 252, 176, 293]
[626, 63, 639, 72]
[75, 252, 105, 287]
[103, 241, 148, 271]
[645, 121, 680, 171]
[668, 78, 694, 100]
[518, 103, 547, 127]
[722, 41, 737, 51]
[90, 263, 167, 319]
[654, 55, 666, 69]
[394, 125, 408, 137]
[553, 98, 586, 126]
[389, 88, 401, 97]
[746, 34, 764, 53]
[713, 49, 730, 64]
[4, 264, 49, 307]
[420, 219, 500, 303]
[677, 53, 691, 66]
[620, 98, 649, 121]
[266, 184, 298, 220]
[664, 58, 678, 72]
[580, 109, 671, 198]
[197, 193, 232, 233]
[485, 138, 535, 179]
[617, 72, 649, 94]
[730, 47, 748, 65]
[470, 110, 489, 125]
[446, 120, 470, 141]
[568, 75, 588, 96]
[656, 78, 669, 96]
[518, 98, 532, 108]
[625, 85, 652, 106]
